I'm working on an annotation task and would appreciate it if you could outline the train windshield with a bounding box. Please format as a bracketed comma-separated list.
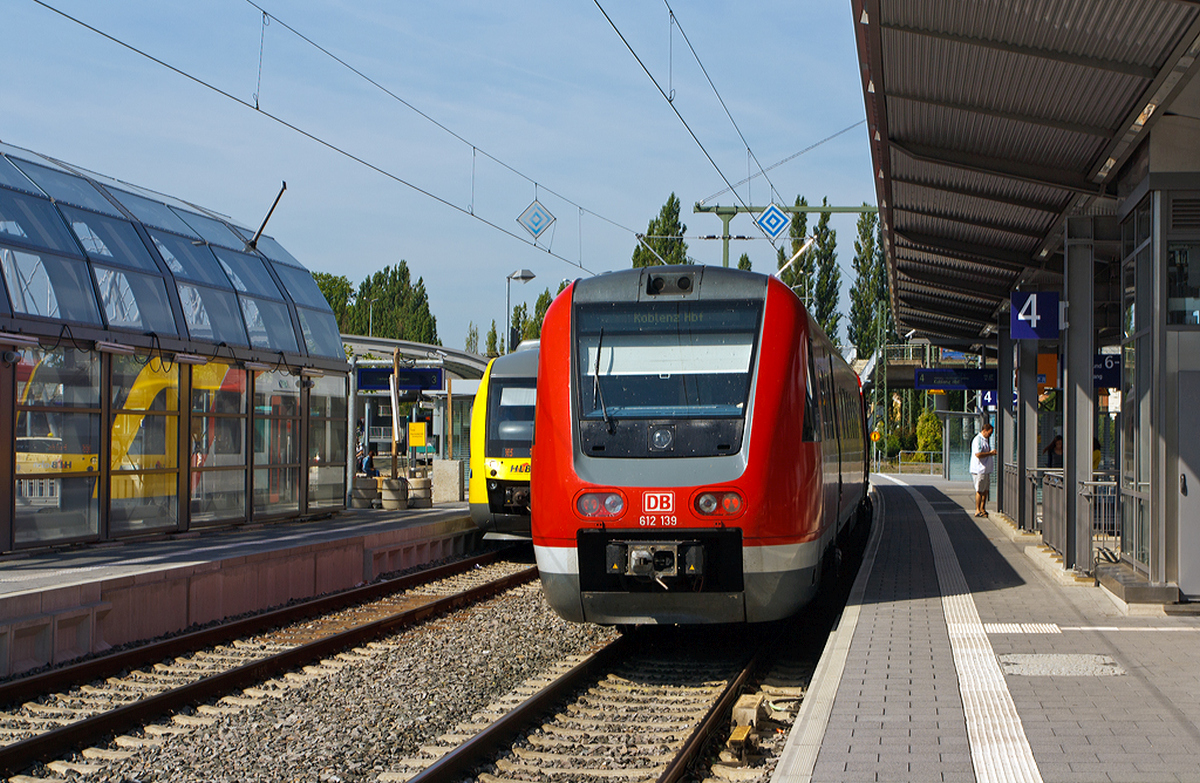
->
[575, 300, 761, 419]
[487, 379, 536, 458]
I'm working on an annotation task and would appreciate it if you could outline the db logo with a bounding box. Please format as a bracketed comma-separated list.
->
[643, 491, 674, 514]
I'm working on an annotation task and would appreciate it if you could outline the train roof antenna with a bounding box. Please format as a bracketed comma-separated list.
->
[246, 181, 287, 253]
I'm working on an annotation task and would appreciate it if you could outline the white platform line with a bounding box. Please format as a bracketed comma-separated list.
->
[906, 484, 1043, 783]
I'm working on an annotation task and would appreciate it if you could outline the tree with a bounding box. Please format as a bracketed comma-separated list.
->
[485, 320, 499, 358]
[872, 223, 896, 346]
[533, 288, 554, 337]
[848, 208, 879, 359]
[632, 193, 688, 267]
[811, 198, 841, 344]
[465, 321, 479, 354]
[737, 252, 752, 271]
[312, 272, 353, 332]
[916, 408, 942, 454]
[510, 303, 529, 351]
[776, 196, 812, 298]
[347, 262, 440, 344]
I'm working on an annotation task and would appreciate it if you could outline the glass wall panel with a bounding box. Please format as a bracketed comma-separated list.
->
[253, 370, 301, 516]
[93, 266, 177, 334]
[297, 307, 345, 358]
[170, 208, 245, 250]
[212, 248, 281, 298]
[1, 246, 103, 324]
[307, 375, 348, 510]
[59, 206, 160, 272]
[177, 283, 249, 346]
[13, 160, 119, 216]
[0, 156, 34, 191]
[1166, 241, 1200, 326]
[0, 187, 80, 254]
[252, 234, 304, 268]
[148, 230, 231, 288]
[14, 346, 102, 546]
[190, 364, 248, 524]
[110, 356, 180, 535]
[109, 189, 199, 237]
[272, 264, 331, 309]
[241, 297, 299, 353]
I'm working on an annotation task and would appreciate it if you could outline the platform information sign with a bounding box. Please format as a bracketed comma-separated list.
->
[1010, 291, 1059, 339]
[915, 367, 997, 390]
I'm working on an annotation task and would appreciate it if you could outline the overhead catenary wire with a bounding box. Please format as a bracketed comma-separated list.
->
[662, 0, 782, 206]
[29, 0, 599, 274]
[700, 120, 866, 205]
[243, 0, 639, 242]
[592, 0, 778, 246]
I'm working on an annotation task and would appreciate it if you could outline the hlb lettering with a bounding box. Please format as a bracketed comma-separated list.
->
[643, 491, 674, 514]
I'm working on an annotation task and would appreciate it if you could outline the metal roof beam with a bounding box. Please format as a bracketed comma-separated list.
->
[887, 91, 1115, 138]
[895, 267, 1010, 301]
[891, 140, 1104, 195]
[893, 206, 1047, 240]
[879, 22, 1158, 80]
[894, 228, 1033, 271]
[890, 176, 1066, 215]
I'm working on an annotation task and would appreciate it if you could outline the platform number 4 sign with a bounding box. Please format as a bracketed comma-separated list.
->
[1011, 291, 1059, 339]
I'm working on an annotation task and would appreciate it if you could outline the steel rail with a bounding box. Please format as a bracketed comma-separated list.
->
[0, 548, 514, 708]
[0, 562, 536, 777]
[405, 633, 634, 783]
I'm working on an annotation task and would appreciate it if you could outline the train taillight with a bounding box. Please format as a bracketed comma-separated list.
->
[694, 490, 744, 517]
[577, 492, 625, 518]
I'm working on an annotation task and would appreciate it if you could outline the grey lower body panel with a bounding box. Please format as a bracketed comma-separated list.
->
[542, 566, 819, 625]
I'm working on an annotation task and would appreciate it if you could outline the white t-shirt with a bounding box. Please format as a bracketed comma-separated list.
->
[970, 432, 994, 475]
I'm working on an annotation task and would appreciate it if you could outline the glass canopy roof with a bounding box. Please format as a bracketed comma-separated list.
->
[0, 143, 345, 368]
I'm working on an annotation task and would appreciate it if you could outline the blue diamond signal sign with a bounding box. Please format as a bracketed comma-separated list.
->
[756, 203, 790, 241]
[518, 200, 555, 239]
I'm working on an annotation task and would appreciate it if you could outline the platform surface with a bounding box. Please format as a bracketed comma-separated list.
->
[776, 475, 1200, 783]
[0, 504, 472, 599]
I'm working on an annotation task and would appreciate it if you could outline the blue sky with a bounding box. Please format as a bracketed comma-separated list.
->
[2, 0, 877, 351]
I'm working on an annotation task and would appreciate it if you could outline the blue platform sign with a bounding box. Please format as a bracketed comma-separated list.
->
[915, 368, 997, 390]
[756, 203, 790, 241]
[1011, 291, 1059, 339]
[1094, 353, 1121, 388]
[357, 367, 443, 392]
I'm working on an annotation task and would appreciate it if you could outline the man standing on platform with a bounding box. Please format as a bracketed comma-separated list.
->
[970, 421, 997, 517]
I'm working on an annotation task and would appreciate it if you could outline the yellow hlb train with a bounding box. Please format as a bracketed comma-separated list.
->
[469, 341, 538, 540]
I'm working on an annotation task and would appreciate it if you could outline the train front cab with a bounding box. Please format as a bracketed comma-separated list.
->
[468, 343, 538, 539]
[532, 266, 867, 625]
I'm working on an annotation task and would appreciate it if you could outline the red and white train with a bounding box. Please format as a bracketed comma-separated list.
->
[531, 265, 869, 625]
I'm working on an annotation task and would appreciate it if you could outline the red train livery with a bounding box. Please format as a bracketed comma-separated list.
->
[531, 265, 869, 625]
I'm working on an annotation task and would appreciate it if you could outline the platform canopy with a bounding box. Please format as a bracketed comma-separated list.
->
[0, 141, 347, 372]
[854, 0, 1200, 346]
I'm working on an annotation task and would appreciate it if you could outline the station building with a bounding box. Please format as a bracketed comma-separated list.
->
[855, 0, 1200, 602]
[0, 142, 350, 554]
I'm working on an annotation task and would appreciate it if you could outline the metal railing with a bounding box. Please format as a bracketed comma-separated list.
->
[1080, 479, 1120, 570]
[1041, 470, 1066, 553]
[896, 450, 943, 475]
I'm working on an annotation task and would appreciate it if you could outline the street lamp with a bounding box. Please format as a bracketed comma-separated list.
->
[365, 297, 376, 337]
[505, 269, 536, 352]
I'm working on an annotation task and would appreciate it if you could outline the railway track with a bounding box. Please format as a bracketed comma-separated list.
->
[0, 551, 536, 779]
[376, 625, 792, 783]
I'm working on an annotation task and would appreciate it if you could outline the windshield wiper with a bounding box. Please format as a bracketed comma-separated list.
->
[593, 328, 614, 434]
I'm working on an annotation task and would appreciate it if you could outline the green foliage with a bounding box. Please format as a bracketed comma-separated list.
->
[737, 252, 752, 271]
[312, 272, 353, 332]
[847, 208, 879, 359]
[632, 193, 688, 267]
[533, 288, 554, 336]
[485, 320, 498, 357]
[343, 261, 439, 344]
[464, 321, 479, 354]
[510, 303, 529, 351]
[776, 196, 810, 293]
[916, 408, 942, 453]
[812, 198, 841, 345]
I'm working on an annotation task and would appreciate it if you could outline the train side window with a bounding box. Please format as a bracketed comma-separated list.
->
[802, 347, 820, 442]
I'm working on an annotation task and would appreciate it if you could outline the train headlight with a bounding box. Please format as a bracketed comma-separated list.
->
[694, 490, 744, 517]
[577, 492, 625, 518]
[650, 427, 674, 451]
